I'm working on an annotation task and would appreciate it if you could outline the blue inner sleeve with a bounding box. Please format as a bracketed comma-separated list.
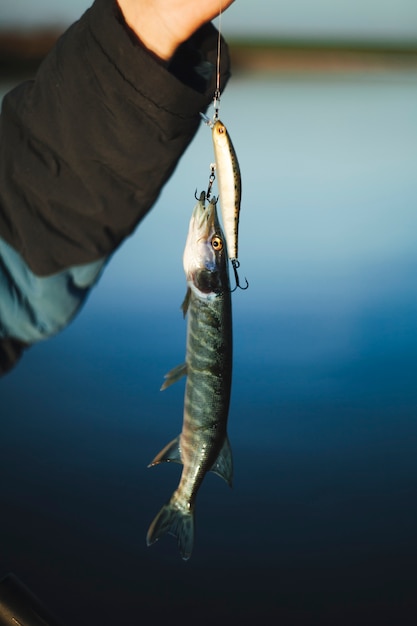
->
[0, 236, 107, 343]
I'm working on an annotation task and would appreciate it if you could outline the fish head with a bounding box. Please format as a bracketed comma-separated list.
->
[183, 192, 229, 298]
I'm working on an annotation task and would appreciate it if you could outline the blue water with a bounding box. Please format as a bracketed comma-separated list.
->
[1, 70, 417, 625]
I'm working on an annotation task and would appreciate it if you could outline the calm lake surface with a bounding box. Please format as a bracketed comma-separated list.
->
[1, 69, 417, 625]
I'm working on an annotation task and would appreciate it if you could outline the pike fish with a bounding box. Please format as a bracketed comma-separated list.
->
[146, 191, 233, 560]
[211, 118, 241, 263]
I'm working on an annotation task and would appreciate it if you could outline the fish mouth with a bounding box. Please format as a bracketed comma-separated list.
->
[183, 192, 219, 282]
[191, 191, 216, 235]
[189, 191, 218, 247]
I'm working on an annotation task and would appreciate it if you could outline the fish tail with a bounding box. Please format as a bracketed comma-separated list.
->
[146, 501, 194, 561]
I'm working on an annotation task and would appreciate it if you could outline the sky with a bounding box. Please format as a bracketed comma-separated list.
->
[1, 0, 417, 41]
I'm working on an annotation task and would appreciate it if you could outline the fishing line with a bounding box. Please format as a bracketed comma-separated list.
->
[203, 2, 222, 200]
[213, 0, 222, 120]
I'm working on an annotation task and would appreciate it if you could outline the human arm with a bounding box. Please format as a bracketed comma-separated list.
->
[0, 0, 232, 374]
[0, 0, 232, 275]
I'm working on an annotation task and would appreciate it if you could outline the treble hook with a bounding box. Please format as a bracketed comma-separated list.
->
[230, 259, 249, 292]
[194, 189, 206, 204]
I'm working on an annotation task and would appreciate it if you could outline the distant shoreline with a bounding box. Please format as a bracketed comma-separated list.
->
[1, 30, 417, 78]
[0, 30, 59, 78]
[230, 39, 417, 73]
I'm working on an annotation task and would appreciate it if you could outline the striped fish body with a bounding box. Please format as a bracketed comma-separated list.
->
[212, 119, 241, 262]
[146, 192, 233, 560]
[180, 268, 233, 497]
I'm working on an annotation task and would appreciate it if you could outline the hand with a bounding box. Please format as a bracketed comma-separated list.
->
[117, 0, 235, 61]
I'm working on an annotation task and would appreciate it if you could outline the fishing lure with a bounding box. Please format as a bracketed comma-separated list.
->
[211, 118, 240, 263]
[201, 113, 248, 291]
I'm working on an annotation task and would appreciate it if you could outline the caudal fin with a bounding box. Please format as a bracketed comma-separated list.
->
[146, 502, 194, 561]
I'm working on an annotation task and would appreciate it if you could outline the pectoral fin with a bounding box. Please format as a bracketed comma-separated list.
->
[148, 435, 182, 468]
[181, 288, 191, 318]
[160, 363, 187, 391]
[210, 436, 233, 487]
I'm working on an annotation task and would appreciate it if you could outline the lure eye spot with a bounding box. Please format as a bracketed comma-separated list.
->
[211, 236, 223, 251]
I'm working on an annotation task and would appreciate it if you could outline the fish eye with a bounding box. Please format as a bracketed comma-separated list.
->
[211, 236, 223, 251]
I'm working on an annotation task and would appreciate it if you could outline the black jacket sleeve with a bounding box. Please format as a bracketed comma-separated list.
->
[0, 0, 230, 276]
